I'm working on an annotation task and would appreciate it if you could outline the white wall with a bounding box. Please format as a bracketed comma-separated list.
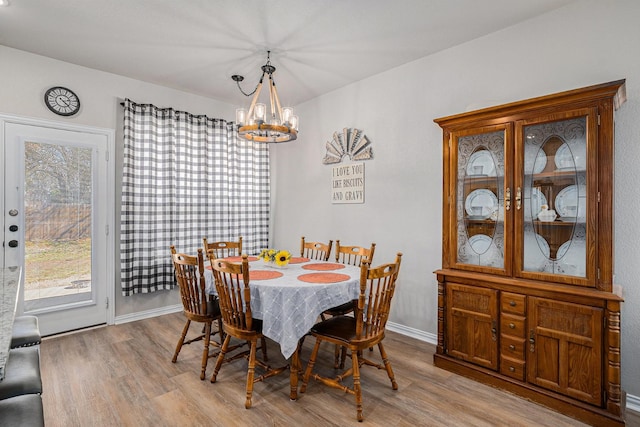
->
[0, 45, 236, 317]
[271, 0, 640, 398]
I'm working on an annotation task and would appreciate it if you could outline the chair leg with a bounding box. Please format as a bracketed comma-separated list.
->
[211, 334, 231, 383]
[351, 349, 363, 422]
[300, 339, 322, 393]
[340, 346, 348, 369]
[217, 318, 224, 343]
[377, 342, 398, 390]
[245, 339, 257, 409]
[172, 319, 191, 363]
[200, 322, 212, 380]
[332, 343, 348, 369]
[260, 337, 268, 362]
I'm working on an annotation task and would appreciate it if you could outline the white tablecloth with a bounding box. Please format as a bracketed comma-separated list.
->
[205, 258, 361, 359]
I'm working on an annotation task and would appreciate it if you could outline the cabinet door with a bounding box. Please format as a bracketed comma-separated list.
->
[514, 108, 598, 287]
[527, 297, 602, 405]
[446, 283, 498, 370]
[447, 124, 512, 275]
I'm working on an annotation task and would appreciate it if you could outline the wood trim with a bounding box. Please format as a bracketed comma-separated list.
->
[435, 269, 623, 303]
[434, 80, 626, 128]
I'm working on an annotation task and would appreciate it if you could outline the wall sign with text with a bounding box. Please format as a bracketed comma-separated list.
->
[332, 162, 364, 204]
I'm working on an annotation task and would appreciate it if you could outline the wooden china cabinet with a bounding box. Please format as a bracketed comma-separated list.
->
[434, 80, 626, 426]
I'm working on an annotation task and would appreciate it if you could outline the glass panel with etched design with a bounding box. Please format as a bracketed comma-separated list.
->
[522, 117, 586, 278]
[456, 130, 505, 269]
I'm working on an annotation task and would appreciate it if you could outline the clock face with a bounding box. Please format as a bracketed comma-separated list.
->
[44, 86, 80, 116]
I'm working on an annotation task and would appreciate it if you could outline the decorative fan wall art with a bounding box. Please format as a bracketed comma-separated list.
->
[323, 128, 373, 164]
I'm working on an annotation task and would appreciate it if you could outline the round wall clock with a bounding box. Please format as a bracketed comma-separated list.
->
[44, 86, 80, 116]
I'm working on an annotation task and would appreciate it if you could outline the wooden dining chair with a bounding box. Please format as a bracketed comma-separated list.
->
[324, 241, 377, 368]
[300, 253, 403, 422]
[335, 240, 376, 267]
[170, 246, 223, 380]
[208, 254, 288, 409]
[300, 236, 333, 261]
[203, 236, 242, 259]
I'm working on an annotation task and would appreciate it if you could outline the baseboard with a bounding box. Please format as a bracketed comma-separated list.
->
[114, 304, 182, 325]
[386, 320, 437, 345]
[627, 392, 640, 414]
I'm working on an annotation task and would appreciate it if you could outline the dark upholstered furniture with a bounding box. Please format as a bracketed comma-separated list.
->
[0, 346, 42, 400]
[10, 316, 41, 349]
[0, 394, 45, 427]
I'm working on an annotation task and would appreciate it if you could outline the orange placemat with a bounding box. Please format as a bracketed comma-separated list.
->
[302, 263, 346, 271]
[297, 272, 351, 283]
[223, 256, 259, 262]
[289, 257, 310, 264]
[205, 266, 282, 280]
[245, 270, 283, 280]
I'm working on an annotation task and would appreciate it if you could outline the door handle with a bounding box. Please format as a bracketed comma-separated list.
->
[529, 329, 535, 352]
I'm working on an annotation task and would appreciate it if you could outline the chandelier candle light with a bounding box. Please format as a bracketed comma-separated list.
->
[233, 51, 298, 143]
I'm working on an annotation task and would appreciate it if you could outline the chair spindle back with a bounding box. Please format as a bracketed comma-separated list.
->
[335, 241, 376, 267]
[203, 236, 243, 259]
[300, 236, 333, 261]
[171, 246, 208, 317]
[356, 253, 402, 341]
[208, 253, 253, 332]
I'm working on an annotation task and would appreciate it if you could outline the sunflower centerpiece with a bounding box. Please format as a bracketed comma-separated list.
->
[259, 248, 292, 268]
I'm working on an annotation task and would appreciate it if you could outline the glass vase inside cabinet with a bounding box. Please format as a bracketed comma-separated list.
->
[450, 124, 511, 275]
[515, 108, 597, 287]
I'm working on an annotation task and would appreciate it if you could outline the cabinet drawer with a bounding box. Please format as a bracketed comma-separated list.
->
[500, 313, 525, 337]
[500, 335, 525, 360]
[500, 355, 525, 381]
[501, 292, 526, 315]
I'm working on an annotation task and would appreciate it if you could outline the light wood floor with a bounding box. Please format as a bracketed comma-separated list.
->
[39, 312, 638, 426]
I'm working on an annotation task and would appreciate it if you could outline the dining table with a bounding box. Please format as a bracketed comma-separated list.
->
[204, 256, 361, 399]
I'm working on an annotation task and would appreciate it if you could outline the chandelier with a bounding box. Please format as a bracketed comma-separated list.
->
[232, 51, 298, 143]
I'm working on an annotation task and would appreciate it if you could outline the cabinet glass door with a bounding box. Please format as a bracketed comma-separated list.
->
[516, 110, 596, 285]
[453, 126, 510, 273]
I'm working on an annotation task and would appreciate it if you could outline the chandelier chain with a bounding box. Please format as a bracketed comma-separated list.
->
[235, 80, 258, 97]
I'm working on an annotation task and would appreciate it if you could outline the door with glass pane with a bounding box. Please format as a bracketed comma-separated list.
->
[449, 124, 512, 276]
[514, 108, 598, 286]
[3, 122, 111, 335]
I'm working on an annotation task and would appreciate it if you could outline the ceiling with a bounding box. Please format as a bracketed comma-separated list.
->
[0, 0, 575, 106]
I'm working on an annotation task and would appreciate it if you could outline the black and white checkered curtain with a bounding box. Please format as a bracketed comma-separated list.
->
[120, 99, 270, 296]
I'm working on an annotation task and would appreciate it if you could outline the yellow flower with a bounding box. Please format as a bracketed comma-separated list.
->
[274, 250, 292, 266]
[260, 248, 291, 265]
